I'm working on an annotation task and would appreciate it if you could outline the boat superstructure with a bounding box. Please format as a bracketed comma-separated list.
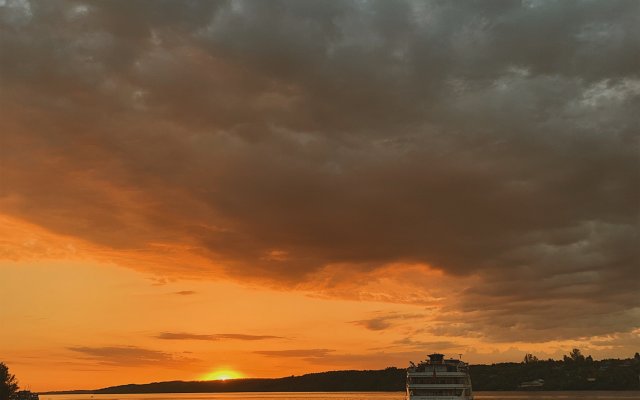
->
[406, 353, 473, 400]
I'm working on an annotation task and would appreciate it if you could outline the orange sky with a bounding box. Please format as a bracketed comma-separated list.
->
[1, 0, 638, 392]
[1, 215, 637, 391]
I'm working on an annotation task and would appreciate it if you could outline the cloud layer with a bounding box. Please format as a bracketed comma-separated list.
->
[1, 0, 638, 343]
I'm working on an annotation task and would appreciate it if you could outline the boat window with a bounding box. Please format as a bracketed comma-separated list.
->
[407, 377, 466, 384]
[410, 389, 463, 396]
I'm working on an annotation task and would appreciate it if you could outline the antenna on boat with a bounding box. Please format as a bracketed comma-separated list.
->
[458, 353, 463, 360]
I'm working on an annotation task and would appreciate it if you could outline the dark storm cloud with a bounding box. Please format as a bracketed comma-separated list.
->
[67, 346, 199, 367]
[156, 332, 283, 341]
[1, 0, 638, 342]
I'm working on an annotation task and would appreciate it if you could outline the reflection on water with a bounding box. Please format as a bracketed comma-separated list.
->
[40, 394, 403, 400]
[40, 392, 640, 400]
[477, 392, 640, 399]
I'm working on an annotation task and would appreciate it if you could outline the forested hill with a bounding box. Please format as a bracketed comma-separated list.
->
[45, 354, 640, 394]
[52, 368, 407, 394]
[471, 355, 640, 390]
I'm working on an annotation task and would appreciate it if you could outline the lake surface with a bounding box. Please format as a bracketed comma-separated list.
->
[40, 392, 640, 400]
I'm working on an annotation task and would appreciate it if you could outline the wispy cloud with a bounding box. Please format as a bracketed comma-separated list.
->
[67, 346, 199, 367]
[352, 312, 424, 331]
[254, 349, 334, 358]
[156, 332, 283, 341]
[389, 338, 462, 351]
[173, 290, 196, 296]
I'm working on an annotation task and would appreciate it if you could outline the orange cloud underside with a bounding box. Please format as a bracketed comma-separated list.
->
[0, 213, 228, 280]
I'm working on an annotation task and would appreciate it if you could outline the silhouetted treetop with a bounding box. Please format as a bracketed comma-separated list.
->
[0, 362, 19, 400]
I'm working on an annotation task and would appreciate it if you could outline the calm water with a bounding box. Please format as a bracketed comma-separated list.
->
[40, 392, 640, 400]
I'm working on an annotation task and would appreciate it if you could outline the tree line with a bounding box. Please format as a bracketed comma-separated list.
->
[472, 349, 640, 391]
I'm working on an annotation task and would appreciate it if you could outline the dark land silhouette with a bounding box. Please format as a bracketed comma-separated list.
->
[39, 351, 640, 394]
[1, 362, 38, 400]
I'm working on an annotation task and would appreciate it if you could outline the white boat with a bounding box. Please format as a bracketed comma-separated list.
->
[406, 353, 473, 400]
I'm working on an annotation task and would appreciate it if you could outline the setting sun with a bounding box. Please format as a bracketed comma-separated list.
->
[200, 369, 244, 381]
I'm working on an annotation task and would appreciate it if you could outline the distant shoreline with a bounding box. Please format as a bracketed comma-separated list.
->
[40, 358, 640, 394]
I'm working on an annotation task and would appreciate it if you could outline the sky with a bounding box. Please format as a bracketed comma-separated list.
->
[0, 0, 639, 392]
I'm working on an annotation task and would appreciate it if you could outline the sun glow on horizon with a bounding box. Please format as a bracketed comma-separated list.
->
[200, 369, 244, 381]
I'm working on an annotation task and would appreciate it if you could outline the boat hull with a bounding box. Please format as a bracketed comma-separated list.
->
[406, 354, 473, 400]
[407, 397, 473, 400]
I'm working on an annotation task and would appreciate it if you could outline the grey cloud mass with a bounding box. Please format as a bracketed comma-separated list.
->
[1, 0, 638, 343]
